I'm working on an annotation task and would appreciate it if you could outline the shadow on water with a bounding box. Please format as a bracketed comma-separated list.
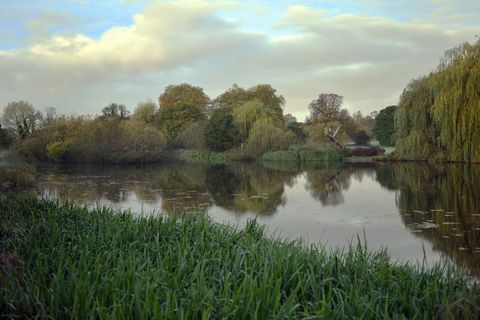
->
[33, 160, 480, 276]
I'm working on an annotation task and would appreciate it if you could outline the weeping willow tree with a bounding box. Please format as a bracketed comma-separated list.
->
[395, 39, 480, 162]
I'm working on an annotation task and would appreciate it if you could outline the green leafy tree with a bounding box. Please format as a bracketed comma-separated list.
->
[245, 118, 294, 157]
[233, 100, 284, 141]
[395, 39, 480, 161]
[205, 108, 240, 151]
[373, 105, 397, 146]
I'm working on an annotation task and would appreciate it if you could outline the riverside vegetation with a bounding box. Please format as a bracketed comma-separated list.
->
[2, 39, 479, 164]
[1, 194, 479, 319]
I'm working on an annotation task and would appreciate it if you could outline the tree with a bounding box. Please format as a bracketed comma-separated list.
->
[245, 118, 294, 157]
[101, 103, 130, 120]
[395, 38, 480, 161]
[373, 105, 397, 146]
[1, 101, 39, 139]
[132, 100, 158, 125]
[307, 94, 346, 149]
[157, 84, 209, 141]
[205, 108, 240, 151]
[158, 104, 205, 141]
[308, 94, 344, 121]
[159, 83, 209, 112]
[214, 84, 250, 110]
[233, 100, 284, 141]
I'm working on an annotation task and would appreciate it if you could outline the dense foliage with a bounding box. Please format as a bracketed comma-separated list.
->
[395, 40, 480, 161]
[374, 106, 397, 146]
[1, 195, 478, 319]
[3, 82, 385, 163]
[205, 108, 239, 151]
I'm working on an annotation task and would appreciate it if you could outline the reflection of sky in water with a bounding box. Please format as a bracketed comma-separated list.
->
[36, 162, 480, 277]
[208, 173, 444, 268]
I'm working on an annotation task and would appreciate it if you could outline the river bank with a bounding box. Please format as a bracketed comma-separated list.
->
[1, 194, 479, 319]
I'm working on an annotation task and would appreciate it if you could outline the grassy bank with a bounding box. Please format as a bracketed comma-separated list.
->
[1, 195, 479, 319]
[260, 148, 343, 162]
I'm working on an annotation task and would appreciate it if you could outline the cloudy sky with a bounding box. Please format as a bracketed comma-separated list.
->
[1, 0, 479, 120]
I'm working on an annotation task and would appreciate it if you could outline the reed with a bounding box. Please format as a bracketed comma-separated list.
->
[1, 194, 478, 319]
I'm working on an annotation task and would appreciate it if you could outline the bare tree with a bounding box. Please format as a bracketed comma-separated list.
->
[1, 101, 39, 139]
[308, 93, 344, 120]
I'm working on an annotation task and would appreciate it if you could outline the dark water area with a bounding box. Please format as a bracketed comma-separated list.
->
[25, 161, 480, 276]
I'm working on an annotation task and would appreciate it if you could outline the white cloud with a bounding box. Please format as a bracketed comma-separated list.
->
[0, 0, 478, 120]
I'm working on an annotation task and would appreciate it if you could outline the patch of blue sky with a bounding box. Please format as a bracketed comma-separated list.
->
[0, 0, 146, 50]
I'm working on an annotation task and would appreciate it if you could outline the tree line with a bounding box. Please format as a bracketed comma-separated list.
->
[1, 84, 383, 163]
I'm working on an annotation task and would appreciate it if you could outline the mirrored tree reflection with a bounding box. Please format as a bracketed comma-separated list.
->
[376, 163, 480, 276]
[304, 163, 374, 206]
[35, 161, 480, 276]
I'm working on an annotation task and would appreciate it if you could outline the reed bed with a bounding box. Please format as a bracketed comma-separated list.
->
[1, 194, 479, 319]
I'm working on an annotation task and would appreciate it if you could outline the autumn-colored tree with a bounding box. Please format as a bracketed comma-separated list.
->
[158, 84, 209, 141]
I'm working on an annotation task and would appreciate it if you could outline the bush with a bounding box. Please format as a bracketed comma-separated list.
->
[174, 121, 207, 150]
[46, 140, 71, 162]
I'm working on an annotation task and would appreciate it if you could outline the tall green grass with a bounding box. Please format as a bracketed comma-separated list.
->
[1, 194, 479, 319]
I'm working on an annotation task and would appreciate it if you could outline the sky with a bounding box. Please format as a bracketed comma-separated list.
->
[0, 0, 479, 120]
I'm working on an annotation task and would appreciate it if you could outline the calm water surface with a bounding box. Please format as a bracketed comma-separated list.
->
[33, 161, 480, 276]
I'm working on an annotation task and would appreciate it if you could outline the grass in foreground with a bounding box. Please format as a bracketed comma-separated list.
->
[1, 195, 479, 319]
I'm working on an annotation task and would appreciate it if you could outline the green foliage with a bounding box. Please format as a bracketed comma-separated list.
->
[374, 106, 397, 146]
[245, 118, 294, 157]
[158, 104, 206, 141]
[395, 39, 480, 161]
[214, 84, 250, 109]
[15, 117, 168, 163]
[205, 108, 240, 151]
[260, 149, 343, 162]
[176, 150, 227, 164]
[132, 100, 158, 125]
[233, 100, 284, 141]
[173, 121, 207, 150]
[159, 83, 209, 112]
[46, 140, 71, 162]
[344, 118, 372, 145]
[287, 122, 307, 144]
[2, 194, 478, 319]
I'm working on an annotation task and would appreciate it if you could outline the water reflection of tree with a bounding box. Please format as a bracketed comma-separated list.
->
[304, 163, 374, 206]
[376, 163, 480, 276]
[215, 163, 299, 215]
